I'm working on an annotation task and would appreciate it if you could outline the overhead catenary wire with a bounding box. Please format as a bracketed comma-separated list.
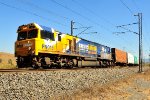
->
[17, 0, 71, 21]
[120, 0, 149, 59]
[74, 0, 136, 53]
[50, 0, 113, 33]
[0, 1, 68, 27]
[115, 0, 142, 54]
[50, 0, 96, 24]
[71, 0, 137, 52]
[1, 0, 138, 55]
[119, 0, 134, 15]
[17, 0, 86, 32]
[131, 0, 150, 47]
[49, 0, 117, 47]
[115, 23, 140, 53]
[117, 26, 138, 35]
[132, 0, 141, 12]
[131, 0, 149, 59]
[72, 0, 115, 26]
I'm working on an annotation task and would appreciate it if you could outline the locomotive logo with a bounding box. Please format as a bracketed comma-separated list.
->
[102, 47, 106, 52]
[42, 39, 52, 49]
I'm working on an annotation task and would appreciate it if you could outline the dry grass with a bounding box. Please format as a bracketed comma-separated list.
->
[0, 52, 16, 69]
[52, 83, 130, 100]
[0, 64, 16, 69]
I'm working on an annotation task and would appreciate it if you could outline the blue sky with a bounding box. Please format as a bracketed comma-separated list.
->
[0, 0, 149, 58]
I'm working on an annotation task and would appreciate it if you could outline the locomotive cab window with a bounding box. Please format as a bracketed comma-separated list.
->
[17, 29, 38, 41]
[28, 29, 38, 39]
[58, 34, 61, 41]
[17, 31, 27, 41]
[41, 30, 55, 41]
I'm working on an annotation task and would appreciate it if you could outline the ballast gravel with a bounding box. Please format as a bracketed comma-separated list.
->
[0, 66, 149, 100]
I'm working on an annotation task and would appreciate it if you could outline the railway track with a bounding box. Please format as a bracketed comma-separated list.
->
[0, 67, 94, 72]
[0, 66, 137, 72]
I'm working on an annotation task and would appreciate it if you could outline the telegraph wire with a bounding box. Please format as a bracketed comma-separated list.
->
[0, 1, 68, 27]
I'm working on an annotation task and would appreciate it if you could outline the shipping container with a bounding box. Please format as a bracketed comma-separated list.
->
[134, 56, 138, 64]
[127, 53, 134, 64]
[111, 48, 127, 64]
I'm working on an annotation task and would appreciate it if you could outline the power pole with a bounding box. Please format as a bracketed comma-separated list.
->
[71, 21, 95, 36]
[115, 13, 143, 73]
[135, 13, 143, 72]
[149, 51, 150, 67]
[71, 20, 75, 35]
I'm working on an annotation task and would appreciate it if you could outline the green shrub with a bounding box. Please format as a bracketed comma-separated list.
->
[8, 59, 13, 65]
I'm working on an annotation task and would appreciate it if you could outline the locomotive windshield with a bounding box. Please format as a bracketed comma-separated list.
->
[17, 31, 27, 40]
[17, 29, 38, 40]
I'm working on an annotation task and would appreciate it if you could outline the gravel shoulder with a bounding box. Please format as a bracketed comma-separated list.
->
[67, 67, 150, 100]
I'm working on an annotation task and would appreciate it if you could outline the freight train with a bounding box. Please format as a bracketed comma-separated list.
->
[15, 23, 138, 69]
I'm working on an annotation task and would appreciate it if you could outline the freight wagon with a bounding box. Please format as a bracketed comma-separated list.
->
[111, 48, 127, 66]
[127, 53, 139, 66]
[127, 53, 134, 65]
[134, 56, 139, 65]
[15, 23, 112, 69]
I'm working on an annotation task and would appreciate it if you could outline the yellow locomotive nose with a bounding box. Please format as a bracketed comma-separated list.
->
[15, 23, 38, 57]
[15, 40, 35, 57]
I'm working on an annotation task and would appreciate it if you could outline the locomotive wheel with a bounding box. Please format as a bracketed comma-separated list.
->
[31, 61, 39, 69]
[67, 62, 74, 69]
[57, 63, 62, 69]
[47, 64, 53, 69]
[17, 61, 23, 68]
[32, 64, 39, 69]
[68, 65, 73, 69]
[16, 57, 24, 68]
[42, 65, 48, 69]
[32, 63, 39, 69]
[17, 63, 23, 68]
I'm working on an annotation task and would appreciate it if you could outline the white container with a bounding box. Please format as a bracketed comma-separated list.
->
[127, 53, 134, 64]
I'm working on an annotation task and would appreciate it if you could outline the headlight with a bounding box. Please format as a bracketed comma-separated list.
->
[28, 47, 32, 50]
